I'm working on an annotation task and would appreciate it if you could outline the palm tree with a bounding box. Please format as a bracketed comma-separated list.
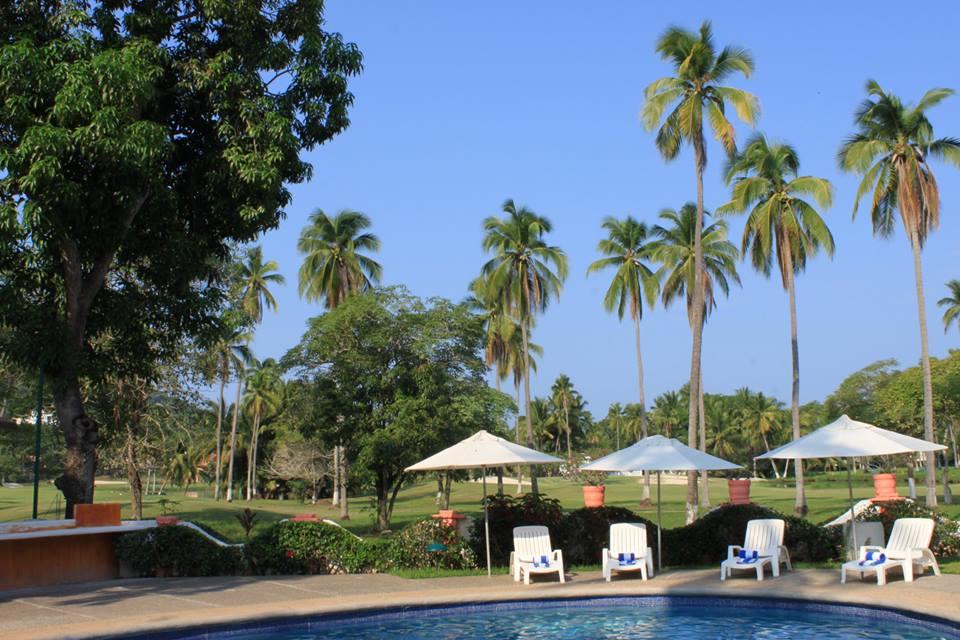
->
[650, 390, 685, 439]
[242, 358, 284, 500]
[735, 388, 786, 477]
[467, 276, 516, 393]
[642, 21, 757, 522]
[606, 402, 625, 450]
[652, 203, 740, 511]
[940, 280, 960, 333]
[236, 246, 285, 323]
[482, 199, 568, 495]
[551, 374, 576, 461]
[587, 216, 659, 499]
[720, 134, 834, 515]
[208, 324, 253, 501]
[297, 209, 382, 308]
[838, 81, 960, 507]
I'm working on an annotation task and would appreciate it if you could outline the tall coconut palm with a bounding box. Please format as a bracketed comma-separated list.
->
[940, 280, 960, 333]
[607, 402, 625, 450]
[236, 246, 285, 324]
[838, 81, 960, 507]
[719, 134, 834, 515]
[297, 209, 382, 308]
[735, 388, 786, 477]
[587, 216, 660, 500]
[242, 358, 284, 500]
[208, 324, 253, 501]
[482, 199, 568, 495]
[650, 390, 685, 438]
[467, 276, 516, 393]
[551, 374, 576, 461]
[652, 203, 740, 510]
[642, 21, 757, 522]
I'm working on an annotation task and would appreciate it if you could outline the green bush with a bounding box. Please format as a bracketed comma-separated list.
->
[386, 519, 477, 570]
[662, 504, 841, 566]
[857, 500, 960, 557]
[557, 506, 657, 566]
[115, 525, 242, 577]
[468, 493, 563, 566]
[246, 520, 378, 575]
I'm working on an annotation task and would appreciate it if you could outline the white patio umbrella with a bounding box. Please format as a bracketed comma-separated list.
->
[757, 414, 946, 550]
[583, 434, 740, 571]
[405, 430, 563, 576]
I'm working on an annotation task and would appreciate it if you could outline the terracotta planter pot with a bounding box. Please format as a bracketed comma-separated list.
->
[74, 503, 122, 527]
[155, 515, 179, 526]
[582, 485, 605, 508]
[872, 473, 901, 501]
[431, 510, 465, 527]
[727, 479, 751, 505]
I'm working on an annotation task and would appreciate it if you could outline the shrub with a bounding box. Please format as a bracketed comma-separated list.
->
[662, 504, 841, 566]
[115, 525, 242, 577]
[556, 506, 657, 566]
[386, 519, 477, 570]
[857, 500, 960, 557]
[468, 493, 563, 566]
[247, 520, 378, 575]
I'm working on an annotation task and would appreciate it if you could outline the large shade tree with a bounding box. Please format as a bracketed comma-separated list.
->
[641, 21, 757, 521]
[481, 199, 568, 495]
[0, 1, 362, 515]
[587, 216, 659, 501]
[838, 81, 960, 506]
[720, 134, 834, 514]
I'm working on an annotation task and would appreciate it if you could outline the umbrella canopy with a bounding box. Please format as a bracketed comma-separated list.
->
[406, 430, 563, 471]
[757, 415, 946, 460]
[583, 434, 741, 472]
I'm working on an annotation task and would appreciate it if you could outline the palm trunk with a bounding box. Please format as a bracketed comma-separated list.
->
[515, 383, 523, 494]
[125, 421, 142, 520]
[249, 412, 261, 500]
[520, 321, 539, 495]
[686, 144, 706, 523]
[634, 313, 651, 503]
[699, 370, 709, 507]
[496, 467, 504, 496]
[214, 376, 225, 501]
[225, 377, 242, 502]
[339, 446, 349, 519]
[785, 261, 807, 514]
[564, 406, 572, 462]
[908, 231, 937, 507]
[331, 445, 340, 506]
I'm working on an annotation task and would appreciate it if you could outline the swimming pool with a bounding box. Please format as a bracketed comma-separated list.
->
[164, 597, 959, 639]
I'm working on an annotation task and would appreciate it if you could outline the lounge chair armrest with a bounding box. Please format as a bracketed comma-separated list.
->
[727, 545, 743, 560]
[553, 549, 563, 563]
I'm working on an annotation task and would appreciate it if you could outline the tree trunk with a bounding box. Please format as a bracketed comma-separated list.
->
[53, 382, 98, 518]
[496, 467, 504, 496]
[949, 420, 959, 468]
[520, 321, 539, 495]
[699, 370, 709, 507]
[685, 143, 706, 524]
[908, 231, 937, 506]
[515, 383, 523, 495]
[225, 377, 242, 502]
[214, 376, 225, 501]
[332, 445, 340, 506]
[442, 474, 452, 509]
[436, 474, 444, 505]
[125, 421, 142, 520]
[634, 313, 651, 503]
[339, 451, 349, 519]
[564, 405, 572, 462]
[785, 261, 807, 515]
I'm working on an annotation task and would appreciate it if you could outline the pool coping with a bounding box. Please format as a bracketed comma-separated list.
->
[8, 569, 960, 640]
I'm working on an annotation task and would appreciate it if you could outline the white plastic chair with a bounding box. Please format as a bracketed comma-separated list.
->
[841, 517, 941, 585]
[720, 518, 792, 581]
[602, 523, 653, 581]
[510, 525, 565, 585]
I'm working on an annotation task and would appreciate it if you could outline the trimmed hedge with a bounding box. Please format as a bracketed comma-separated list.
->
[556, 506, 658, 566]
[115, 525, 242, 577]
[662, 504, 841, 566]
[385, 518, 477, 570]
[467, 493, 563, 566]
[246, 520, 379, 575]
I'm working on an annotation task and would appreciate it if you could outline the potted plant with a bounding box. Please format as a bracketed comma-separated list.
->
[571, 469, 606, 508]
[727, 476, 752, 505]
[871, 465, 900, 501]
[155, 498, 180, 526]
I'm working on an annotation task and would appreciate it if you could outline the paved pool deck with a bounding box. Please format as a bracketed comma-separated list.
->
[1, 569, 958, 639]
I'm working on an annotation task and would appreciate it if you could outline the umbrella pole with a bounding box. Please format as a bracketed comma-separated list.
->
[483, 466, 491, 577]
[847, 458, 858, 558]
[657, 471, 662, 573]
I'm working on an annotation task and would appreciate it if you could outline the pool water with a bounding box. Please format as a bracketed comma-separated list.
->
[179, 598, 959, 640]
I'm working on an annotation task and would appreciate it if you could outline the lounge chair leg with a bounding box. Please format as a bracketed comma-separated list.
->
[559, 569, 565, 584]
[840, 567, 846, 584]
[524, 569, 530, 585]
[903, 561, 914, 583]
[877, 567, 886, 586]
[720, 565, 726, 581]
[756, 565, 764, 581]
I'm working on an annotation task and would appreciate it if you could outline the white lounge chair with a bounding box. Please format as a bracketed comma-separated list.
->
[511, 525, 565, 585]
[602, 522, 653, 581]
[841, 517, 941, 585]
[720, 518, 792, 581]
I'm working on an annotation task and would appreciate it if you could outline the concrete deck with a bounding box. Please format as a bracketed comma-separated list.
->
[1, 569, 957, 639]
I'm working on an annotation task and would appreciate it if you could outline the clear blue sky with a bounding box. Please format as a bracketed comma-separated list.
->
[252, 0, 960, 417]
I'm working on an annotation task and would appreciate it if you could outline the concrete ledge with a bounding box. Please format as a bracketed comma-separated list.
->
[2, 569, 958, 640]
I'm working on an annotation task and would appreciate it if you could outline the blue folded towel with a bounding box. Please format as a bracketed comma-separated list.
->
[737, 549, 759, 564]
[618, 552, 637, 565]
[859, 550, 886, 566]
[532, 555, 550, 568]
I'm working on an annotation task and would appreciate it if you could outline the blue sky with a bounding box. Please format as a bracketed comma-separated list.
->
[252, 0, 960, 417]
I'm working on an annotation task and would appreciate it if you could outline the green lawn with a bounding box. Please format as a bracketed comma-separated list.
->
[3, 474, 959, 575]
